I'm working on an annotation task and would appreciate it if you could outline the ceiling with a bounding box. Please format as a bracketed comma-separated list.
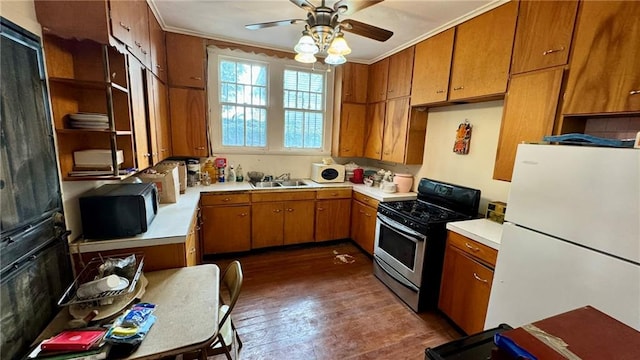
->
[150, 0, 508, 64]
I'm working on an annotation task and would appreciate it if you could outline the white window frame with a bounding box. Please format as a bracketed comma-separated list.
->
[207, 46, 334, 155]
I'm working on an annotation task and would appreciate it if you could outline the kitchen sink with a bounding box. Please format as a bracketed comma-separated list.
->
[252, 181, 281, 188]
[278, 180, 307, 187]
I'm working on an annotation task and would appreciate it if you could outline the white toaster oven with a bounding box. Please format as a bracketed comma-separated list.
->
[311, 163, 345, 183]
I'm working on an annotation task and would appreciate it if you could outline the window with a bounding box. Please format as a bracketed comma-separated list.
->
[208, 47, 334, 154]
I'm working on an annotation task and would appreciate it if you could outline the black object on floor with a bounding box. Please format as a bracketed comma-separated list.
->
[425, 324, 512, 360]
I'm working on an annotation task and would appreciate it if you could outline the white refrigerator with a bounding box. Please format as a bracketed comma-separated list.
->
[485, 144, 640, 330]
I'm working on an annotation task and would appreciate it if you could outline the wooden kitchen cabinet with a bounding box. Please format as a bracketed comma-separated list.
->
[251, 191, 316, 249]
[315, 189, 352, 242]
[128, 0, 150, 68]
[510, 0, 579, 75]
[382, 98, 427, 164]
[109, 0, 133, 48]
[350, 193, 379, 255]
[562, 1, 640, 115]
[332, 103, 366, 157]
[35, 0, 111, 44]
[494, 67, 564, 182]
[166, 32, 206, 89]
[169, 87, 208, 157]
[283, 200, 316, 245]
[185, 207, 201, 266]
[340, 62, 368, 103]
[386, 46, 414, 99]
[439, 231, 498, 334]
[200, 193, 251, 254]
[364, 102, 385, 160]
[146, 72, 172, 164]
[367, 58, 389, 103]
[75, 243, 192, 272]
[411, 28, 455, 106]
[128, 57, 151, 170]
[148, 6, 167, 83]
[449, 2, 518, 101]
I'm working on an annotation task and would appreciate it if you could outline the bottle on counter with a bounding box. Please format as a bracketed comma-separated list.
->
[228, 165, 236, 182]
[236, 164, 244, 182]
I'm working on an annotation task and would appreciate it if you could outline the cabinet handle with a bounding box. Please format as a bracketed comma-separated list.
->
[453, 86, 464, 91]
[388, 90, 394, 93]
[365, 212, 372, 217]
[141, 49, 147, 55]
[383, 151, 390, 155]
[318, 207, 325, 211]
[465, 242, 480, 252]
[119, 22, 131, 31]
[473, 272, 488, 283]
[273, 209, 282, 213]
[135, 41, 141, 47]
[630, 90, 640, 96]
[359, 210, 365, 214]
[331, 193, 338, 196]
[190, 76, 202, 80]
[239, 213, 248, 217]
[542, 46, 565, 56]
[189, 247, 196, 254]
[222, 198, 231, 202]
[436, 90, 445, 94]
[286, 208, 294, 212]
[196, 146, 206, 150]
[143, 153, 151, 158]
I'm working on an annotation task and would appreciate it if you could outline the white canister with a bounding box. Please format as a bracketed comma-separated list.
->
[393, 173, 414, 193]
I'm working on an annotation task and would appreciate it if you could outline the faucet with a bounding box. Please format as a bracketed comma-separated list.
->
[275, 173, 291, 181]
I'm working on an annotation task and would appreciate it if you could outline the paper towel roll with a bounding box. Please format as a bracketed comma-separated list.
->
[76, 275, 120, 299]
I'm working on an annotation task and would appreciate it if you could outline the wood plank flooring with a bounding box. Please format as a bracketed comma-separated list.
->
[205, 242, 461, 359]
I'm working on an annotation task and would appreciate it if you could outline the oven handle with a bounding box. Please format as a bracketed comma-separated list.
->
[374, 256, 419, 292]
[377, 213, 426, 243]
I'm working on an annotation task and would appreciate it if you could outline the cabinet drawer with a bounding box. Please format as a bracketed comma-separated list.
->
[447, 231, 498, 267]
[316, 188, 352, 199]
[251, 190, 316, 202]
[200, 193, 250, 206]
[352, 192, 379, 209]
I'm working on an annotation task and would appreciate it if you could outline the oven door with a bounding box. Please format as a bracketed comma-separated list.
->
[374, 213, 426, 286]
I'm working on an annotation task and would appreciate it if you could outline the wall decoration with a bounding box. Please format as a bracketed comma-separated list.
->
[453, 119, 472, 154]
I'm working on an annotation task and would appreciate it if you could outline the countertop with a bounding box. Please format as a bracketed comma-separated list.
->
[446, 218, 502, 250]
[71, 180, 417, 253]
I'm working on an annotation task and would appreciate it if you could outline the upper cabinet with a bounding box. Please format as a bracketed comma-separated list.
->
[129, 0, 151, 68]
[367, 58, 389, 103]
[341, 62, 368, 104]
[169, 87, 208, 157]
[510, 1, 579, 74]
[563, 1, 640, 115]
[411, 28, 455, 106]
[148, 7, 167, 83]
[386, 46, 415, 99]
[332, 103, 366, 158]
[381, 99, 427, 164]
[449, 2, 518, 101]
[166, 33, 206, 89]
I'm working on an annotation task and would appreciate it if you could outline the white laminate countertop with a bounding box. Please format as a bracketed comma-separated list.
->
[71, 180, 417, 253]
[446, 218, 503, 251]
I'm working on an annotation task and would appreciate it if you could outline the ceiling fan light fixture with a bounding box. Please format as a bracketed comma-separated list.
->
[294, 33, 319, 54]
[324, 53, 346, 65]
[295, 52, 318, 64]
[327, 32, 351, 55]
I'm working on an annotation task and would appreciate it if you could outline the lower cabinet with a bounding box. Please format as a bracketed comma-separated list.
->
[185, 207, 200, 266]
[315, 188, 352, 242]
[350, 193, 379, 255]
[439, 231, 498, 334]
[200, 193, 251, 254]
[251, 191, 316, 249]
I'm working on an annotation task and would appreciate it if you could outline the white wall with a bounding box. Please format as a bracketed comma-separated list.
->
[0, 0, 41, 36]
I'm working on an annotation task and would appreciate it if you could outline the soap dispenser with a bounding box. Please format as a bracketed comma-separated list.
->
[228, 164, 237, 182]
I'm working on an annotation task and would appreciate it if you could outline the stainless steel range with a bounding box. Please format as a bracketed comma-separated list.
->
[374, 178, 481, 311]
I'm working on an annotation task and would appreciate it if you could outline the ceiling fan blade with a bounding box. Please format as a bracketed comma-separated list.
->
[290, 0, 316, 12]
[245, 19, 306, 30]
[334, 0, 384, 16]
[341, 19, 393, 42]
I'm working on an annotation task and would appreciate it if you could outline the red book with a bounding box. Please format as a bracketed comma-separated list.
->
[40, 330, 106, 352]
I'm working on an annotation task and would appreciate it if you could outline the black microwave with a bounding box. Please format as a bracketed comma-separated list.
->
[79, 183, 158, 239]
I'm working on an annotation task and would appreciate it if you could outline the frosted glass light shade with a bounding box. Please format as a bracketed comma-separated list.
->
[324, 54, 346, 65]
[295, 53, 317, 63]
[327, 34, 351, 55]
[294, 34, 319, 54]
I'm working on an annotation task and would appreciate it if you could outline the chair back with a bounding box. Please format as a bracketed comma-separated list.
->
[218, 260, 243, 327]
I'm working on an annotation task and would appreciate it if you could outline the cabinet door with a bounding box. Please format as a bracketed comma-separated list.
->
[130, 0, 150, 68]
[335, 103, 365, 157]
[148, 7, 167, 83]
[169, 87, 208, 157]
[411, 28, 455, 105]
[367, 58, 389, 103]
[449, 2, 518, 101]
[494, 68, 564, 182]
[284, 200, 315, 245]
[166, 32, 206, 89]
[364, 102, 385, 160]
[341, 62, 368, 103]
[511, 0, 579, 74]
[109, 0, 133, 47]
[387, 46, 414, 99]
[34, 1, 110, 44]
[439, 245, 494, 334]
[252, 202, 284, 248]
[201, 205, 251, 254]
[351, 200, 376, 255]
[147, 74, 172, 164]
[186, 212, 199, 266]
[316, 199, 351, 242]
[128, 57, 151, 170]
[382, 97, 410, 164]
[563, 1, 640, 115]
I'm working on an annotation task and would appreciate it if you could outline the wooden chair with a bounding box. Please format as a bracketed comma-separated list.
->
[206, 260, 244, 360]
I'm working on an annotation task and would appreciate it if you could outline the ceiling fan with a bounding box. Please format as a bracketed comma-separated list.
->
[245, 0, 393, 64]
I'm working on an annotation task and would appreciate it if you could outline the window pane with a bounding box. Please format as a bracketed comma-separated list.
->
[282, 69, 325, 149]
[220, 61, 236, 82]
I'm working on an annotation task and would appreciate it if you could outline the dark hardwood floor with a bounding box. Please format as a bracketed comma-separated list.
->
[205, 242, 461, 359]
